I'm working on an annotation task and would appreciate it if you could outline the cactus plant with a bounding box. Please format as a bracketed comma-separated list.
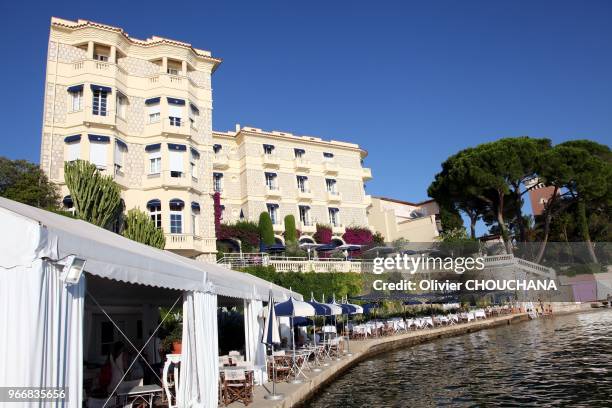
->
[63, 160, 122, 229]
[122, 208, 166, 249]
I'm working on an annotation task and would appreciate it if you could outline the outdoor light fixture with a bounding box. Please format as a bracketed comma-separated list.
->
[59, 255, 86, 285]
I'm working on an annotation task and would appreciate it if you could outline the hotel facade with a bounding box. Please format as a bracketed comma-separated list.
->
[212, 126, 373, 244]
[40, 18, 373, 259]
[40, 18, 220, 260]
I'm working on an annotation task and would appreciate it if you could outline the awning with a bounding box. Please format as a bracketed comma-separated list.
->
[297, 175, 308, 181]
[90, 84, 112, 93]
[189, 102, 199, 113]
[294, 148, 305, 155]
[323, 152, 334, 158]
[264, 172, 277, 177]
[266, 203, 279, 209]
[190, 148, 200, 158]
[64, 135, 81, 143]
[169, 198, 185, 208]
[116, 139, 128, 150]
[167, 97, 185, 105]
[298, 205, 310, 210]
[145, 97, 160, 105]
[62, 195, 73, 207]
[67, 84, 83, 93]
[328, 207, 339, 212]
[146, 199, 161, 208]
[213, 172, 223, 178]
[145, 143, 161, 152]
[0, 197, 301, 301]
[88, 134, 110, 143]
[191, 202, 200, 211]
[213, 144, 222, 151]
[168, 144, 187, 151]
[263, 144, 275, 150]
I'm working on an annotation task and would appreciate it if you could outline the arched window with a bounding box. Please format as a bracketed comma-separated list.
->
[147, 199, 162, 229]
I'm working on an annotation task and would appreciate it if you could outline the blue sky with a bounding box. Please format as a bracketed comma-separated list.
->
[0, 0, 610, 205]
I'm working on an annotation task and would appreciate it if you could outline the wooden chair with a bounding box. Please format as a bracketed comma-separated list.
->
[267, 355, 292, 382]
[221, 369, 253, 406]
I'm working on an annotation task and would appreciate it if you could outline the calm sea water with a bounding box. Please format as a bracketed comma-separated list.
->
[305, 309, 612, 408]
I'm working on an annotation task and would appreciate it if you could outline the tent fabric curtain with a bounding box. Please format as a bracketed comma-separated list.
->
[178, 291, 219, 408]
[244, 299, 267, 383]
[0, 260, 84, 407]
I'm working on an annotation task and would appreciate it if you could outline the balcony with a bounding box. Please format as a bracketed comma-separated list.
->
[213, 153, 229, 170]
[327, 191, 342, 202]
[143, 171, 202, 192]
[300, 221, 316, 233]
[162, 117, 190, 137]
[265, 186, 282, 198]
[294, 158, 311, 171]
[164, 234, 216, 256]
[323, 161, 339, 174]
[83, 106, 116, 128]
[297, 189, 313, 201]
[261, 153, 280, 168]
[147, 73, 190, 92]
[362, 167, 373, 181]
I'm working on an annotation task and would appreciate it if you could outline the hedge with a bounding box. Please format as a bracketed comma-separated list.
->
[240, 265, 363, 301]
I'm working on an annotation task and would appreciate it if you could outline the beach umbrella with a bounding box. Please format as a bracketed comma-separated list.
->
[299, 243, 321, 259]
[265, 243, 286, 253]
[315, 243, 337, 252]
[274, 296, 316, 383]
[363, 246, 395, 257]
[262, 290, 284, 401]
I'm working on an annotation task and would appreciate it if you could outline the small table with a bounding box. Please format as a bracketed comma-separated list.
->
[117, 384, 162, 407]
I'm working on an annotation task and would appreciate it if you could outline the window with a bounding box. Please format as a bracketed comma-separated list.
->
[328, 208, 340, 227]
[92, 89, 108, 116]
[168, 100, 183, 127]
[170, 211, 182, 233]
[69, 90, 83, 112]
[265, 172, 278, 190]
[297, 176, 308, 192]
[213, 144, 222, 154]
[114, 140, 126, 174]
[189, 104, 199, 127]
[149, 149, 161, 174]
[94, 54, 109, 62]
[90, 141, 107, 169]
[294, 148, 305, 159]
[326, 178, 337, 194]
[167, 67, 179, 75]
[191, 212, 198, 235]
[299, 206, 311, 226]
[149, 204, 162, 229]
[263, 144, 275, 155]
[116, 93, 127, 119]
[267, 204, 278, 224]
[66, 141, 80, 162]
[148, 103, 160, 124]
[169, 149, 184, 178]
[220, 205, 225, 221]
[213, 173, 223, 192]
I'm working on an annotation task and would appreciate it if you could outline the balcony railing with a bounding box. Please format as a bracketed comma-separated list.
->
[213, 153, 229, 169]
[323, 161, 339, 174]
[265, 185, 282, 197]
[143, 171, 202, 192]
[294, 157, 311, 171]
[164, 234, 217, 253]
[297, 189, 313, 200]
[362, 167, 373, 181]
[327, 191, 342, 202]
[261, 153, 280, 168]
[162, 117, 190, 136]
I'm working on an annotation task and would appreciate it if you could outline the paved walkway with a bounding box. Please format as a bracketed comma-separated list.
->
[228, 313, 529, 408]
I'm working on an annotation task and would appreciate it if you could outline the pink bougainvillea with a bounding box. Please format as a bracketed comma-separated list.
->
[313, 224, 332, 244]
[213, 192, 222, 236]
[343, 227, 374, 245]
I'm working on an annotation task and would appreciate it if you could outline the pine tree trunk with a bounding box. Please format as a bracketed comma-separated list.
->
[535, 187, 558, 264]
[496, 192, 513, 255]
[577, 199, 598, 263]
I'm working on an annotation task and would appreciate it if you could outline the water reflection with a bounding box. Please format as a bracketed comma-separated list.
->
[305, 310, 612, 407]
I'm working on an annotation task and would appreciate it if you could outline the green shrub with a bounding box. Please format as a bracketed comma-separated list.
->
[284, 214, 297, 244]
[258, 212, 275, 246]
[240, 265, 363, 300]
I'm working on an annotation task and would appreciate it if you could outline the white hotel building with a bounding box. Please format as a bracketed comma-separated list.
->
[40, 18, 373, 259]
[212, 126, 373, 244]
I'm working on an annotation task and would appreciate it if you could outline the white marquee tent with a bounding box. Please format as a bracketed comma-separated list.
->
[0, 197, 299, 407]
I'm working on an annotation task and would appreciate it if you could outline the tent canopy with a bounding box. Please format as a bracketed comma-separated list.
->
[0, 198, 299, 301]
